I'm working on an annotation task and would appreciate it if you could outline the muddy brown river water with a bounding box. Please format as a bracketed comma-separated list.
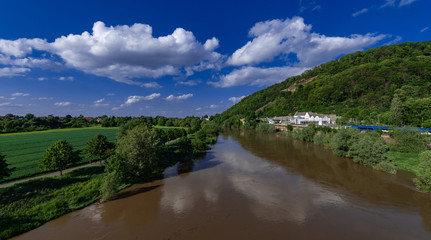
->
[14, 131, 431, 240]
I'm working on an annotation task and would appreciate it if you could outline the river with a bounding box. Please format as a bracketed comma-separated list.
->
[14, 131, 431, 239]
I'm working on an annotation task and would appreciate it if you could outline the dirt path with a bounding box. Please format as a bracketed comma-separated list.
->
[0, 161, 103, 188]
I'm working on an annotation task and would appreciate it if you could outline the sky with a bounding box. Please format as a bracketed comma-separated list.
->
[0, 0, 430, 117]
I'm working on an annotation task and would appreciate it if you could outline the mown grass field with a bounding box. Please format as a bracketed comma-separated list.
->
[0, 127, 118, 182]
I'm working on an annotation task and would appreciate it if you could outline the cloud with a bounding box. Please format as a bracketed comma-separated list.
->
[384, 36, 402, 45]
[177, 79, 201, 86]
[0, 67, 30, 77]
[0, 102, 23, 107]
[210, 66, 308, 88]
[195, 107, 202, 111]
[37, 77, 48, 81]
[0, 38, 49, 57]
[50, 21, 221, 84]
[54, 101, 71, 106]
[93, 98, 109, 107]
[94, 98, 105, 104]
[165, 93, 193, 101]
[399, 0, 416, 6]
[124, 93, 161, 105]
[209, 104, 218, 108]
[38, 97, 53, 100]
[352, 8, 368, 17]
[229, 96, 246, 104]
[380, 0, 396, 8]
[420, 27, 429, 33]
[11, 92, 30, 97]
[141, 82, 162, 88]
[59, 76, 74, 81]
[227, 17, 386, 68]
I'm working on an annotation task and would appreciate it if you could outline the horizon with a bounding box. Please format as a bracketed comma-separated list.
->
[0, 0, 430, 117]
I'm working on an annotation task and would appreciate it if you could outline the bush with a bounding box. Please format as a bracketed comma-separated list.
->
[391, 129, 427, 153]
[373, 161, 397, 174]
[349, 132, 388, 166]
[286, 125, 293, 131]
[313, 132, 325, 145]
[415, 151, 431, 192]
[191, 139, 207, 151]
[100, 171, 121, 201]
[330, 128, 360, 157]
[300, 125, 316, 142]
[255, 122, 276, 133]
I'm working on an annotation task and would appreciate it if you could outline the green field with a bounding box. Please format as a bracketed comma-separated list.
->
[0, 127, 118, 182]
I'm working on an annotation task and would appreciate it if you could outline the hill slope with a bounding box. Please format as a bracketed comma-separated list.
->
[217, 41, 431, 127]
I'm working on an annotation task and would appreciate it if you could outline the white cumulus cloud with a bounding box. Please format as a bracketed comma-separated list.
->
[399, 0, 416, 6]
[165, 93, 193, 101]
[228, 17, 386, 68]
[50, 21, 221, 84]
[0, 67, 31, 77]
[11, 92, 30, 97]
[229, 96, 246, 104]
[54, 101, 71, 106]
[211, 66, 308, 88]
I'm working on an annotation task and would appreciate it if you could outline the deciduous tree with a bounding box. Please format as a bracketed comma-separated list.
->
[39, 140, 80, 175]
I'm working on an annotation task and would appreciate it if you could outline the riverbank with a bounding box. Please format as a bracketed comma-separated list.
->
[0, 133, 217, 240]
[275, 124, 431, 191]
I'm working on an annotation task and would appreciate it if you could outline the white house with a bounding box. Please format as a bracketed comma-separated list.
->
[290, 112, 332, 126]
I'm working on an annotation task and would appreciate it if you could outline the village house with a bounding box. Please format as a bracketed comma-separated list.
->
[290, 112, 332, 126]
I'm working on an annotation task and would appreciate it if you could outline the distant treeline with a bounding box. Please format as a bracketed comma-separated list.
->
[0, 113, 209, 134]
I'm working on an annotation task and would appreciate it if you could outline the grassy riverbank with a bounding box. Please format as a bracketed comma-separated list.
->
[0, 166, 105, 240]
[0, 131, 217, 240]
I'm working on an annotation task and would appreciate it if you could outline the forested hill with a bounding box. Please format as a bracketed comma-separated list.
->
[216, 41, 431, 127]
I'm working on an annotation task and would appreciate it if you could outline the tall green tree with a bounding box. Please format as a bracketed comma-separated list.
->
[0, 153, 14, 180]
[39, 140, 81, 175]
[390, 94, 403, 126]
[116, 125, 163, 177]
[85, 134, 114, 163]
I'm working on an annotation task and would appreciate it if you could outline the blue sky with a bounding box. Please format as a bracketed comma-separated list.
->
[0, 0, 430, 117]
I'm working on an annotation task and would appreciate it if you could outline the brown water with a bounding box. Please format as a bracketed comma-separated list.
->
[14, 131, 431, 240]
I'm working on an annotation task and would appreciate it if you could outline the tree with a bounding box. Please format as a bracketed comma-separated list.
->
[39, 140, 81, 175]
[85, 134, 114, 163]
[0, 153, 14, 180]
[390, 94, 403, 126]
[116, 125, 164, 177]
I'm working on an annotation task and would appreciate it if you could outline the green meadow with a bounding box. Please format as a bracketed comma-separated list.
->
[0, 127, 118, 182]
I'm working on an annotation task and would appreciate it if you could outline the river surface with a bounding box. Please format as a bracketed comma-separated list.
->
[14, 131, 431, 240]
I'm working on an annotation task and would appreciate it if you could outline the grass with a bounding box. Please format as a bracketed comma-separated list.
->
[0, 127, 118, 182]
[0, 166, 104, 240]
[386, 151, 421, 175]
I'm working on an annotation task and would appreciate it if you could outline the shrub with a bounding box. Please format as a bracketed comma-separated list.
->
[349, 132, 388, 166]
[330, 128, 360, 157]
[313, 132, 325, 145]
[373, 161, 397, 174]
[300, 125, 316, 142]
[255, 122, 276, 133]
[414, 151, 431, 192]
[100, 171, 121, 201]
[286, 125, 293, 131]
[391, 129, 427, 153]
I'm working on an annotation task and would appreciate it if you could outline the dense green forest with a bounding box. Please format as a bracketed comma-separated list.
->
[215, 41, 431, 127]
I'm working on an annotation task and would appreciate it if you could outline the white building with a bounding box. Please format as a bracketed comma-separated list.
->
[291, 112, 332, 126]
